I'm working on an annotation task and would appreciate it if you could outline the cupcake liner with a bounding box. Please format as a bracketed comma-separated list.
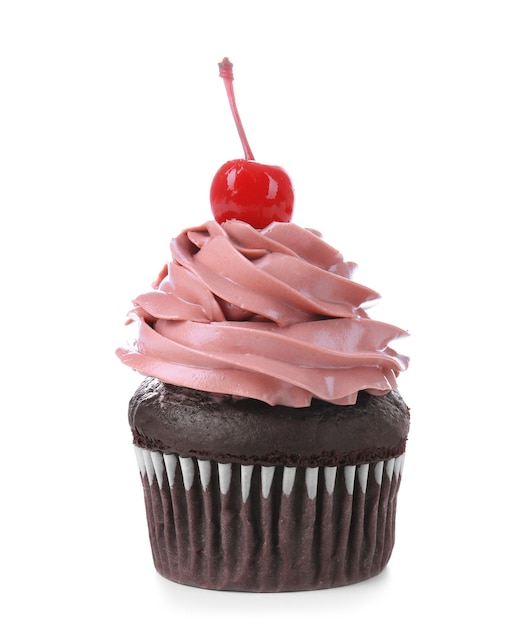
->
[134, 445, 405, 592]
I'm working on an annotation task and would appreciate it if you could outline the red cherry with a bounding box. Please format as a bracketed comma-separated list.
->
[210, 58, 294, 228]
[211, 159, 294, 229]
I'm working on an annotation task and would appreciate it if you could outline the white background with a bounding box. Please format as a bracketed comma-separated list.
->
[1, 1, 531, 624]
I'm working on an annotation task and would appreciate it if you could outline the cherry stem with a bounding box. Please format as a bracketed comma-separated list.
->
[218, 58, 255, 161]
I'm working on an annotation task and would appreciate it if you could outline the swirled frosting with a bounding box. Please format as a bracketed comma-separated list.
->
[117, 220, 409, 407]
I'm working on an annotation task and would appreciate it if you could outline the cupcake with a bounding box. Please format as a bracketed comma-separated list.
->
[116, 59, 410, 592]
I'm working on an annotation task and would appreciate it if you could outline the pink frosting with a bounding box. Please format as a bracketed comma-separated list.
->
[117, 220, 409, 407]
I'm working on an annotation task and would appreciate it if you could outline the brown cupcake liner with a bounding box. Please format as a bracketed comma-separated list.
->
[134, 445, 405, 592]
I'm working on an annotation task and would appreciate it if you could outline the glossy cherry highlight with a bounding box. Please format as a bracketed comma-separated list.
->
[210, 58, 294, 229]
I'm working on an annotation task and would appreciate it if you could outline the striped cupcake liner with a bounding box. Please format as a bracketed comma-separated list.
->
[134, 445, 405, 592]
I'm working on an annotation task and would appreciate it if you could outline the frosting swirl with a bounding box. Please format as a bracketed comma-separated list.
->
[117, 220, 409, 407]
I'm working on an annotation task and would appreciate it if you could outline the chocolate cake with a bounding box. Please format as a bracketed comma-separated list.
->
[130, 378, 410, 591]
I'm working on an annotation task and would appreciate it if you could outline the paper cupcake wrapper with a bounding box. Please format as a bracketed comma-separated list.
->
[134, 446, 405, 592]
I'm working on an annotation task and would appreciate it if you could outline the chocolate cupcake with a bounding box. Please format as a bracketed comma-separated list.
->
[117, 220, 410, 591]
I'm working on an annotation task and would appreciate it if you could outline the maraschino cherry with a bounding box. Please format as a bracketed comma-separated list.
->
[210, 58, 294, 229]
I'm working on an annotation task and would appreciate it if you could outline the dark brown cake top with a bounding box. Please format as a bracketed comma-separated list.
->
[129, 378, 410, 467]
